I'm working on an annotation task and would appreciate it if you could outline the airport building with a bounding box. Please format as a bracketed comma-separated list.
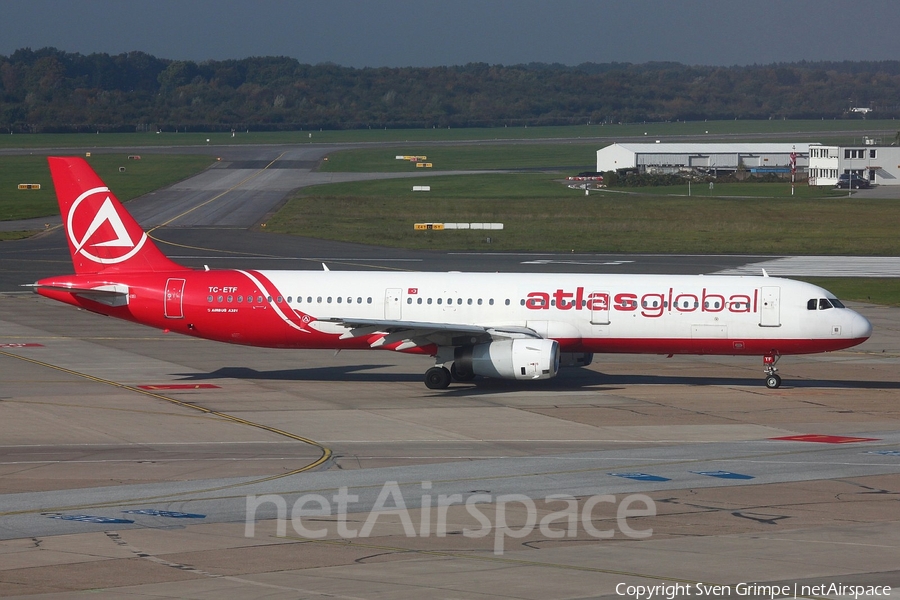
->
[807, 142, 900, 186]
[596, 143, 809, 177]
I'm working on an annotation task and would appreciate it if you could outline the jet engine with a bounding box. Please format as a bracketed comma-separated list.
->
[454, 339, 560, 381]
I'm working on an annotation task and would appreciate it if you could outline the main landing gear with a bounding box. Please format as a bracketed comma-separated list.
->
[763, 352, 782, 389]
[424, 366, 451, 389]
[424, 363, 476, 389]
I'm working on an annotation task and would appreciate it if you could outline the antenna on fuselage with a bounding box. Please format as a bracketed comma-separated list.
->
[322, 263, 330, 272]
[761, 268, 769, 277]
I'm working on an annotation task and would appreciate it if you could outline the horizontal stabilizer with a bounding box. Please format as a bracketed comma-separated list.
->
[28, 283, 130, 307]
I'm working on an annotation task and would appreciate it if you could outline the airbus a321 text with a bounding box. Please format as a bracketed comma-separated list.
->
[33, 157, 872, 390]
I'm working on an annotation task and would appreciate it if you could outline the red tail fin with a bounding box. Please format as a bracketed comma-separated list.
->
[49, 157, 188, 274]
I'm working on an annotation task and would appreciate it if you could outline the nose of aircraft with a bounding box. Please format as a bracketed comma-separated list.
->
[852, 311, 873, 340]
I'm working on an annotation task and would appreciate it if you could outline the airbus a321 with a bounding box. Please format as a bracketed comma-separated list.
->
[33, 157, 872, 390]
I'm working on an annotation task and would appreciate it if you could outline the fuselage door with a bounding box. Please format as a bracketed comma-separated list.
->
[760, 286, 781, 327]
[384, 288, 402, 320]
[590, 290, 610, 325]
[164, 278, 186, 319]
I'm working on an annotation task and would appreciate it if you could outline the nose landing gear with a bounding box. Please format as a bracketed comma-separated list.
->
[763, 352, 782, 389]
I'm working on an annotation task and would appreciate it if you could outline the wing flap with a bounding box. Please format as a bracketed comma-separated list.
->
[322, 317, 540, 350]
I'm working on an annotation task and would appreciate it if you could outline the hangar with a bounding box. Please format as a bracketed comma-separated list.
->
[596, 143, 809, 176]
[808, 142, 900, 186]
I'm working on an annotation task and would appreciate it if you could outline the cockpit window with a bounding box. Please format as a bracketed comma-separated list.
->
[810, 297, 844, 310]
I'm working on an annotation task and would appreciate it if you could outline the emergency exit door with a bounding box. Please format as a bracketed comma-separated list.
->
[165, 278, 186, 319]
[759, 286, 781, 327]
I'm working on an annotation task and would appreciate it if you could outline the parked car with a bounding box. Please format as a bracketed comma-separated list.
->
[836, 174, 871, 189]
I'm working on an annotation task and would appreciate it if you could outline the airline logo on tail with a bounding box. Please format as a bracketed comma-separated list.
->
[67, 186, 148, 265]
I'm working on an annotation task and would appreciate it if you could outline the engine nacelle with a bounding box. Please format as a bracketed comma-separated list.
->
[559, 352, 593, 368]
[455, 339, 560, 381]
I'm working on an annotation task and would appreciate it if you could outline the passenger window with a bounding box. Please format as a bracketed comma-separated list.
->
[368, 297, 373, 304]
[317, 296, 322, 303]
[287, 296, 292, 303]
[258, 296, 264, 303]
[457, 298, 462, 305]
[276, 296, 282, 303]
[327, 297, 332, 303]
[520, 299, 525, 306]
[437, 298, 442, 305]
[217, 295, 223, 302]
[207, 295, 213, 302]
[506, 299, 510, 306]
[467, 299, 473, 305]
[489, 299, 494, 305]
[477, 299, 482, 305]
[417, 298, 423, 304]
[337, 297, 342, 303]
[807, 299, 817, 310]
[308, 297, 313, 303]
[427, 298, 432, 305]
[357, 297, 362, 304]
[227, 296, 233, 303]
[406, 298, 412, 304]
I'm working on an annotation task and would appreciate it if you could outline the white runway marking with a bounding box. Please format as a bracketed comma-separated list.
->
[716, 256, 900, 277]
[521, 259, 635, 266]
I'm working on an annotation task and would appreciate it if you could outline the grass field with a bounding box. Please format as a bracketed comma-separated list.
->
[0, 119, 896, 149]
[2, 123, 897, 305]
[0, 154, 216, 221]
[798, 278, 900, 307]
[264, 173, 898, 255]
[320, 143, 600, 172]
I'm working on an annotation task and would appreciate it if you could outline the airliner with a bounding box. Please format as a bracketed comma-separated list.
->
[33, 157, 872, 390]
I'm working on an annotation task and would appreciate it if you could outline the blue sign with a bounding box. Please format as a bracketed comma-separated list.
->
[865, 450, 900, 457]
[49, 515, 134, 524]
[691, 470, 754, 480]
[609, 472, 671, 482]
[122, 510, 206, 519]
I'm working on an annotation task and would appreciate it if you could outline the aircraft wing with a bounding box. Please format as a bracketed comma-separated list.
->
[323, 317, 540, 350]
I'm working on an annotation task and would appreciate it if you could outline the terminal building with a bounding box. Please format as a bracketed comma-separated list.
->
[807, 142, 900, 186]
[596, 143, 809, 177]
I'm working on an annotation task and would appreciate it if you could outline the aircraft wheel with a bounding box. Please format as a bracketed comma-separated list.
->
[450, 363, 476, 382]
[765, 374, 782, 389]
[425, 366, 452, 389]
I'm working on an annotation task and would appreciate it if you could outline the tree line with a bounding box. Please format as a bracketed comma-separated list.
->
[3, 47, 900, 133]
